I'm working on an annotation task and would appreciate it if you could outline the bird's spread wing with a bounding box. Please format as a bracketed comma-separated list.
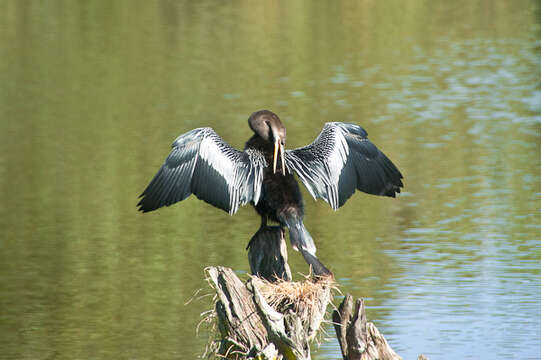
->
[285, 122, 403, 210]
[137, 128, 266, 215]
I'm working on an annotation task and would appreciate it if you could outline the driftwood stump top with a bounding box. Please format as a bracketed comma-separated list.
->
[207, 266, 332, 359]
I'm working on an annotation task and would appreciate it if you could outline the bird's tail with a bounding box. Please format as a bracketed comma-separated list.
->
[285, 218, 317, 256]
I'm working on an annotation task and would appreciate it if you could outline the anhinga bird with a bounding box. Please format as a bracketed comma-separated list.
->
[138, 110, 403, 260]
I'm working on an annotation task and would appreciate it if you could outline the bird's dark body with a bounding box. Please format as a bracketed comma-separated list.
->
[245, 135, 304, 226]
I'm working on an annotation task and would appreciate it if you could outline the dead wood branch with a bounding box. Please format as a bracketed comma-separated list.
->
[332, 294, 401, 360]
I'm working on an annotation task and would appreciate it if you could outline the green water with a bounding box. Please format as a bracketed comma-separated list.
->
[1, 1, 540, 359]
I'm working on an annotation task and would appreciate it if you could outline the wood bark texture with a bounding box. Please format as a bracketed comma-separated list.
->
[332, 294, 402, 360]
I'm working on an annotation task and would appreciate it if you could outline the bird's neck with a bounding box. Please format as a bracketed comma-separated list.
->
[245, 135, 277, 166]
[245, 135, 272, 152]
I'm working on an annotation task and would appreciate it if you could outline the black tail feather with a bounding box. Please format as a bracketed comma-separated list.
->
[299, 248, 333, 277]
[287, 221, 317, 255]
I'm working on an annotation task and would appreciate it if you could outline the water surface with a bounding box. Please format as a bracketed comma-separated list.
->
[1, 1, 540, 359]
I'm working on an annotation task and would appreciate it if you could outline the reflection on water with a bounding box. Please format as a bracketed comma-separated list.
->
[1, 1, 540, 359]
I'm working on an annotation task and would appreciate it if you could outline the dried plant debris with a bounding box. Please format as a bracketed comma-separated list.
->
[251, 275, 334, 328]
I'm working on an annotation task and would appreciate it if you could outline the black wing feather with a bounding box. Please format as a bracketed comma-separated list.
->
[285, 122, 403, 210]
[137, 128, 265, 214]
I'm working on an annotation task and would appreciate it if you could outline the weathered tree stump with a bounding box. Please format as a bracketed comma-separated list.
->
[207, 266, 332, 359]
[333, 294, 401, 360]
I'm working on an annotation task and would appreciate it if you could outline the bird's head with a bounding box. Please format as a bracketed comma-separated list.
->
[248, 110, 287, 175]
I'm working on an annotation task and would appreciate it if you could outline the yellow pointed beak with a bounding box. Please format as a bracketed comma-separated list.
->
[273, 139, 279, 174]
[273, 139, 286, 175]
[280, 142, 285, 175]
